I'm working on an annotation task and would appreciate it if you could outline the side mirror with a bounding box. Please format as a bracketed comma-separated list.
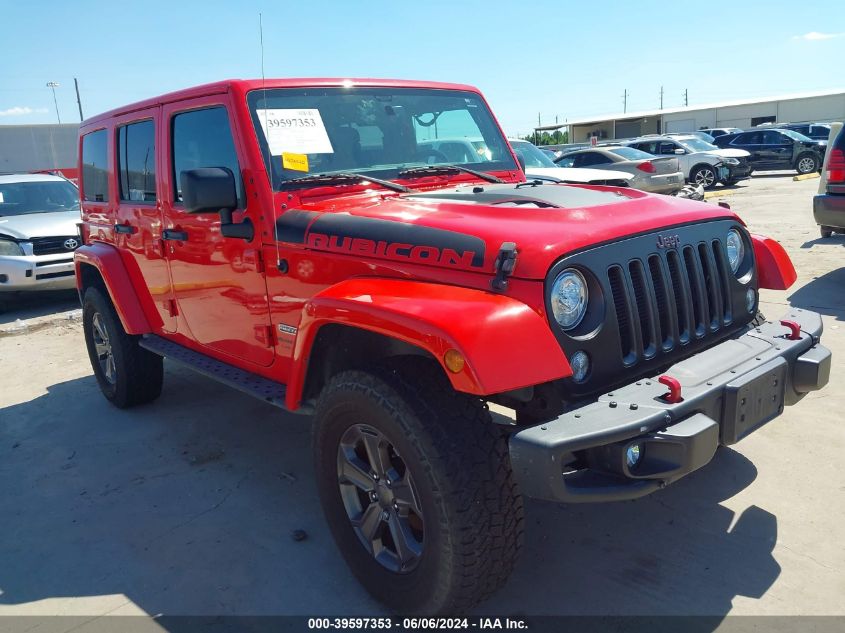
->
[674, 148, 685, 155]
[180, 167, 253, 240]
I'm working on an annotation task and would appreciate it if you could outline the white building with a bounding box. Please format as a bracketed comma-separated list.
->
[538, 89, 845, 143]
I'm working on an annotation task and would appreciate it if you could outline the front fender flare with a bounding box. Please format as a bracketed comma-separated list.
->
[751, 234, 797, 290]
[74, 242, 160, 334]
[286, 278, 571, 410]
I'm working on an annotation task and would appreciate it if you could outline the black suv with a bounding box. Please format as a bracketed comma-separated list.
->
[713, 128, 825, 174]
[776, 122, 833, 141]
[814, 126, 845, 238]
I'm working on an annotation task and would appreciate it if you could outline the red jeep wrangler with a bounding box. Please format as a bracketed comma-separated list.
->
[75, 79, 831, 613]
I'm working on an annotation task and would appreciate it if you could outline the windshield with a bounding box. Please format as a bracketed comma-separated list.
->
[0, 180, 80, 216]
[247, 87, 516, 189]
[780, 129, 814, 142]
[678, 137, 719, 153]
[510, 141, 557, 168]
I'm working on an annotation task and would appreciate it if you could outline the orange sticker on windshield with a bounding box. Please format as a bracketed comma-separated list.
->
[282, 152, 309, 172]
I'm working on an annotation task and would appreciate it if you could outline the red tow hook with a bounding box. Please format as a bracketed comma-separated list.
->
[779, 320, 802, 340]
[658, 375, 683, 404]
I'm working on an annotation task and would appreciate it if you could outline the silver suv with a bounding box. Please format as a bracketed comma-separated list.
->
[625, 135, 752, 188]
[0, 173, 81, 292]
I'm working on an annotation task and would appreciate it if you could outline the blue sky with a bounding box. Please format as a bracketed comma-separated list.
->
[1, 0, 842, 136]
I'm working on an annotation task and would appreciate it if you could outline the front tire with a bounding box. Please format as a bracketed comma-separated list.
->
[690, 164, 718, 189]
[796, 153, 819, 174]
[82, 286, 163, 408]
[820, 225, 834, 238]
[313, 362, 523, 614]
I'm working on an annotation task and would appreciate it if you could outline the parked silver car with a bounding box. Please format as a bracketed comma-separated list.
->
[0, 173, 81, 292]
[554, 145, 684, 194]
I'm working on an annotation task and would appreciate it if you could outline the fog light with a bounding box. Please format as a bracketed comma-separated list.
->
[746, 287, 756, 313]
[570, 351, 590, 383]
[626, 443, 642, 469]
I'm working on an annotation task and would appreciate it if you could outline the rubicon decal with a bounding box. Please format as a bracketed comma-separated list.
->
[277, 210, 486, 269]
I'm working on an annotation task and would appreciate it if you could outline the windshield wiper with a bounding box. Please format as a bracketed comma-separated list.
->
[397, 164, 504, 184]
[280, 171, 412, 193]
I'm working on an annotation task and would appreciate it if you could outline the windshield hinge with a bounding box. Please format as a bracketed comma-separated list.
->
[491, 242, 518, 292]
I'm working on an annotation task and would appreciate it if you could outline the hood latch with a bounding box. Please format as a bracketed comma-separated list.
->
[491, 242, 518, 292]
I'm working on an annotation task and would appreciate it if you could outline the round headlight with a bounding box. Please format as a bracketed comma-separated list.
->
[569, 351, 590, 383]
[726, 229, 744, 274]
[551, 269, 588, 331]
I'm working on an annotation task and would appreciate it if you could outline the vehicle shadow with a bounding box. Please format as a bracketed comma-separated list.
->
[0, 289, 79, 324]
[787, 267, 845, 321]
[801, 235, 845, 249]
[0, 370, 779, 626]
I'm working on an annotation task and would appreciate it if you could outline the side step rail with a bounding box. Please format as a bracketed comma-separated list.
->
[139, 335, 288, 409]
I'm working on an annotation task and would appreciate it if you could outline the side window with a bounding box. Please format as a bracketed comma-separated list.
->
[762, 131, 783, 145]
[172, 107, 243, 205]
[81, 129, 109, 202]
[658, 142, 677, 155]
[556, 155, 576, 168]
[579, 152, 612, 166]
[117, 120, 156, 203]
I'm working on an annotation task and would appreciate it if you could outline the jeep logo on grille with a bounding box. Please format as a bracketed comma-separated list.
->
[63, 238, 79, 250]
[656, 234, 680, 249]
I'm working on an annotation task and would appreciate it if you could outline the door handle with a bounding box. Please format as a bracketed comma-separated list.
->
[114, 223, 137, 234]
[162, 229, 188, 241]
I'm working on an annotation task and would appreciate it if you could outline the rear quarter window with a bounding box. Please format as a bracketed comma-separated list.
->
[81, 129, 109, 202]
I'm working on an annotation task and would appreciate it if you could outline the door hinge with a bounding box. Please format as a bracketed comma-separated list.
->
[254, 324, 274, 347]
[244, 249, 264, 273]
[166, 299, 179, 317]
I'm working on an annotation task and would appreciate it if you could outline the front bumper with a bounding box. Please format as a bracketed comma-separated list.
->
[0, 253, 77, 291]
[510, 309, 830, 503]
[813, 192, 845, 230]
[724, 162, 752, 181]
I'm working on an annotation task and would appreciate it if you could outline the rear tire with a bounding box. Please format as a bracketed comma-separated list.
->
[312, 361, 523, 614]
[795, 153, 819, 175]
[690, 164, 718, 189]
[82, 286, 163, 408]
[821, 226, 834, 238]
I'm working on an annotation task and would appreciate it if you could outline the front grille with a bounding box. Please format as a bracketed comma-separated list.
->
[607, 240, 732, 365]
[31, 236, 80, 256]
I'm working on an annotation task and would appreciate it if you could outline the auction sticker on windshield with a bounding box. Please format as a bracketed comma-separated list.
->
[257, 108, 334, 155]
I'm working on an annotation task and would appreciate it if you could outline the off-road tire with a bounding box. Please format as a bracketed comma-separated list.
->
[690, 164, 718, 189]
[312, 361, 524, 614]
[820, 225, 834, 238]
[82, 286, 163, 408]
[795, 153, 819, 175]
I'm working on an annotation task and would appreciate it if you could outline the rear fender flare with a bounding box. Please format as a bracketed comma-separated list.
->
[74, 242, 160, 334]
[286, 278, 571, 410]
[751, 234, 797, 290]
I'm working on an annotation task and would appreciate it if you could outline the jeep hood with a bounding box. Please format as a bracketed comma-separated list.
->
[279, 182, 737, 280]
[0, 210, 80, 240]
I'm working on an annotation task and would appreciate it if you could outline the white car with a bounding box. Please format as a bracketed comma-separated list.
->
[625, 135, 752, 188]
[418, 137, 635, 187]
[508, 139, 635, 187]
[0, 173, 82, 292]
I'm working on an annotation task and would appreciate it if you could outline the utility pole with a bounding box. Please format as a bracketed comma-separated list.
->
[660, 86, 664, 110]
[683, 89, 688, 107]
[46, 81, 61, 124]
[73, 78, 84, 121]
[623, 89, 628, 113]
[536, 112, 541, 145]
